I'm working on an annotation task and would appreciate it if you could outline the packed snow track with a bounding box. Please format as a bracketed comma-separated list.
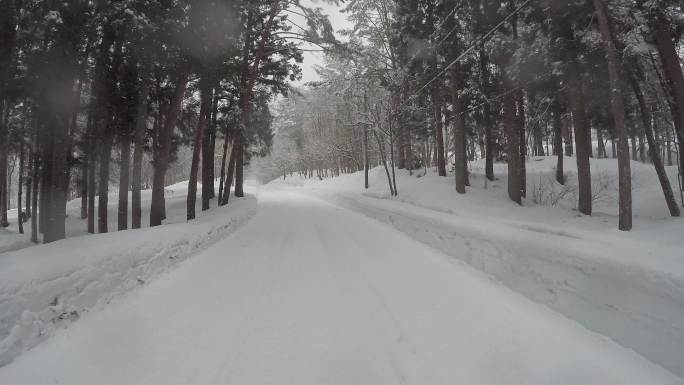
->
[0, 186, 681, 385]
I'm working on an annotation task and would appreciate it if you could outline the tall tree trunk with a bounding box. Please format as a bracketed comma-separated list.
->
[390, 92, 400, 194]
[30, 140, 39, 243]
[363, 93, 370, 188]
[221, 139, 238, 206]
[443, 105, 449, 164]
[596, 126, 605, 158]
[18, 141, 24, 234]
[38, 105, 59, 241]
[188, 75, 212, 220]
[405, 120, 412, 174]
[44, 115, 69, 243]
[678, 132, 684, 189]
[207, 87, 219, 199]
[150, 63, 190, 227]
[396, 120, 406, 170]
[570, 79, 592, 216]
[97, 132, 113, 233]
[374, 131, 395, 196]
[88, 27, 114, 234]
[117, 133, 130, 230]
[503, 74, 521, 204]
[25, 152, 32, 218]
[389, 128, 398, 196]
[39, 127, 51, 235]
[628, 68, 680, 216]
[218, 137, 231, 204]
[553, 99, 564, 184]
[533, 106, 544, 156]
[564, 116, 573, 156]
[432, 87, 446, 176]
[234, 134, 244, 197]
[451, 64, 467, 193]
[517, 90, 526, 197]
[80, 160, 87, 219]
[131, 63, 150, 229]
[593, 0, 632, 230]
[649, 7, 684, 187]
[630, 132, 638, 161]
[554, 11, 594, 216]
[80, 95, 94, 220]
[101, 39, 126, 233]
[480, 47, 495, 181]
[0, 0, 16, 228]
[363, 123, 370, 188]
[587, 119, 594, 158]
[666, 122, 672, 166]
[85, 93, 97, 233]
[201, 81, 215, 211]
[87, 130, 97, 233]
[232, 0, 280, 199]
[0, 104, 7, 228]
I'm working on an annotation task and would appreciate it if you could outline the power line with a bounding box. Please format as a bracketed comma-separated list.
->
[431, 0, 465, 38]
[412, 0, 534, 98]
[444, 71, 556, 121]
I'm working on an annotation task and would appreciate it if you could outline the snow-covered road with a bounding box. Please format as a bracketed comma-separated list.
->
[0, 186, 681, 384]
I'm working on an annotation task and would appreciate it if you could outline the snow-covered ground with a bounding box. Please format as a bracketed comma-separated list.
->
[0, 157, 682, 384]
[0, 186, 681, 384]
[0, 181, 218, 253]
[0, 183, 257, 367]
[270, 156, 684, 377]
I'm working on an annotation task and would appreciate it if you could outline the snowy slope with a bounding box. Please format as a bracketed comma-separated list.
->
[270, 157, 684, 376]
[0, 187, 681, 385]
[0, 186, 256, 368]
[273, 156, 684, 240]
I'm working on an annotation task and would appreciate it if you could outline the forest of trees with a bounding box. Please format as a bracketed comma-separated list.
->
[258, 0, 684, 232]
[0, 0, 336, 242]
[0, 0, 683, 240]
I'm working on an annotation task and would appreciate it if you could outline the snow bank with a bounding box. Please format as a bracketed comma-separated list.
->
[0, 180, 220, 253]
[273, 157, 684, 239]
[0, 194, 256, 368]
[271, 157, 684, 377]
[1, 188, 682, 385]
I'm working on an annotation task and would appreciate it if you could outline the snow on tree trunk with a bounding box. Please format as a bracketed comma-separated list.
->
[451, 64, 467, 194]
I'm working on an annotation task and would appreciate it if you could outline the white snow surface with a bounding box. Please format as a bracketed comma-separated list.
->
[270, 156, 684, 378]
[0, 185, 681, 385]
[0, 180, 216, 253]
[0, 184, 256, 368]
[0, 156, 682, 384]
